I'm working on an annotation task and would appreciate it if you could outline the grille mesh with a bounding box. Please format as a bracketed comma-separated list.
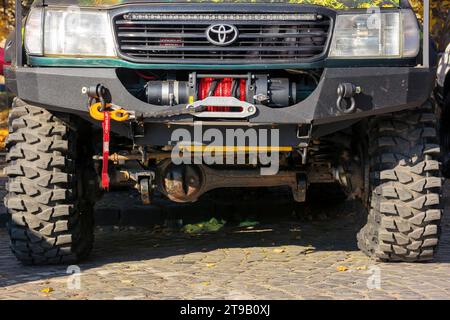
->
[114, 13, 332, 63]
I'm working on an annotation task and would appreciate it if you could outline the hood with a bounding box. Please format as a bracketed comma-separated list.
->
[41, 0, 402, 9]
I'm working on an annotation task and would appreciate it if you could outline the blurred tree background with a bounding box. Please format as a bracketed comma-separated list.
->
[0, 1, 33, 45]
[410, 0, 450, 51]
[0, 1, 16, 43]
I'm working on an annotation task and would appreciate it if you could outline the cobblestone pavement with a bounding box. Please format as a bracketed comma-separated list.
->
[0, 183, 450, 300]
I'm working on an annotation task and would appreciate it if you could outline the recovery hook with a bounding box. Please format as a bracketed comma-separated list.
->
[83, 84, 133, 190]
[336, 83, 361, 114]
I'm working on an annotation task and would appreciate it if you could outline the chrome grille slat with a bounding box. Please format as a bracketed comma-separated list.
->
[121, 45, 324, 51]
[118, 32, 327, 38]
[114, 13, 331, 63]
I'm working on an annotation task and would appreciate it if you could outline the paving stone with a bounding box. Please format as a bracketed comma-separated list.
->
[0, 180, 450, 299]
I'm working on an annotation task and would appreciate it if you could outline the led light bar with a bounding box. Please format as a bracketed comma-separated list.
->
[122, 13, 321, 21]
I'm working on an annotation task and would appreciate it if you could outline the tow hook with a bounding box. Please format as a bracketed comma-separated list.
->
[82, 84, 132, 122]
[82, 84, 133, 190]
[336, 83, 361, 114]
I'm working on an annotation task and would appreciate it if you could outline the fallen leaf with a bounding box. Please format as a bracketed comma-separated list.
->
[206, 263, 216, 268]
[336, 266, 349, 272]
[183, 218, 226, 234]
[238, 220, 260, 228]
[273, 248, 285, 254]
[200, 281, 210, 286]
[120, 280, 134, 285]
[301, 248, 315, 255]
[356, 266, 367, 270]
[40, 287, 54, 294]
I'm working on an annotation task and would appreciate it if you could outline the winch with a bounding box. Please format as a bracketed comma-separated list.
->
[145, 72, 312, 108]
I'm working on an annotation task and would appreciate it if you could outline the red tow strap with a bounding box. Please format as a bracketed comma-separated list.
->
[101, 111, 111, 190]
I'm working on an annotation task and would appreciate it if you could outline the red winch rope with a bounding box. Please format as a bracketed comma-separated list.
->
[198, 77, 247, 112]
[101, 110, 111, 190]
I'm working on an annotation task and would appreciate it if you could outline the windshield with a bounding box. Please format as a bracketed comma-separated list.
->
[68, 0, 402, 9]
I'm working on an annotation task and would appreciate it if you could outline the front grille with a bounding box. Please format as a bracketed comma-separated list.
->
[114, 13, 332, 64]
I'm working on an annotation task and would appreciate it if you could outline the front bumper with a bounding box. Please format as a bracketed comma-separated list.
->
[5, 65, 435, 143]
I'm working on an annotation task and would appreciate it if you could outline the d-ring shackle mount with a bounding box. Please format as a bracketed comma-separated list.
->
[336, 83, 361, 114]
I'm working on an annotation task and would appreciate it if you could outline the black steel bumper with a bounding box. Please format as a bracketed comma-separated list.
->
[5, 65, 435, 144]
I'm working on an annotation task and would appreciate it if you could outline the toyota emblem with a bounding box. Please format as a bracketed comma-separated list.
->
[206, 24, 239, 46]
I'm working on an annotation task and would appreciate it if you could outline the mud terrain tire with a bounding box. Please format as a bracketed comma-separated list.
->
[4, 98, 95, 265]
[357, 101, 443, 262]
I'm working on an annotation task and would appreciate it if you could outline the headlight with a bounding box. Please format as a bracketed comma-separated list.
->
[401, 10, 420, 58]
[24, 8, 44, 55]
[24, 7, 116, 57]
[329, 10, 420, 58]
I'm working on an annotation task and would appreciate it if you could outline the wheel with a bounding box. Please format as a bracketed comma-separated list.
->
[357, 100, 443, 262]
[4, 98, 96, 265]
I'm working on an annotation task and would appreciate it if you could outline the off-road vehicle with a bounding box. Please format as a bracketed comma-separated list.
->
[3, 0, 442, 265]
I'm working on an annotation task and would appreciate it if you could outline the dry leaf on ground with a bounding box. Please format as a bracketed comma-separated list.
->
[40, 287, 54, 294]
[336, 266, 349, 272]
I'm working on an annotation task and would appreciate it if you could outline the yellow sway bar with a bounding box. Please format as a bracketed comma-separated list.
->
[89, 102, 130, 122]
[179, 146, 293, 153]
